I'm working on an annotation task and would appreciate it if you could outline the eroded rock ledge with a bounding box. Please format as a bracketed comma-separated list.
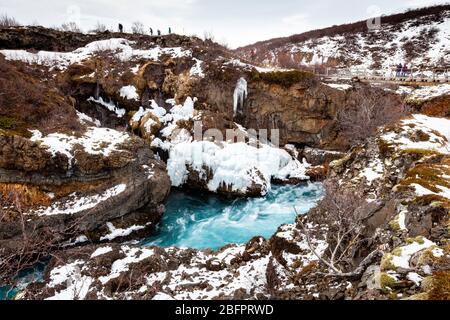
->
[0, 127, 171, 267]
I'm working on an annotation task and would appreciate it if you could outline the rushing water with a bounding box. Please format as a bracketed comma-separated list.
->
[0, 262, 46, 300]
[142, 183, 324, 250]
[1, 183, 323, 300]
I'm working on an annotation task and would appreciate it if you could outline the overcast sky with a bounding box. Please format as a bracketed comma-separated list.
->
[1, 0, 448, 48]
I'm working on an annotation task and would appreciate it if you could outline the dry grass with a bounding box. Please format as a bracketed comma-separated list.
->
[429, 271, 450, 300]
[0, 14, 19, 28]
[0, 184, 51, 211]
[0, 56, 81, 135]
[400, 158, 450, 193]
[419, 96, 450, 117]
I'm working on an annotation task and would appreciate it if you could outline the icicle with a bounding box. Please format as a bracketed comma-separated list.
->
[233, 77, 247, 115]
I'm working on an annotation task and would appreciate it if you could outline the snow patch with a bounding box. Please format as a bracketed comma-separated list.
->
[190, 58, 205, 78]
[30, 127, 130, 167]
[100, 222, 146, 241]
[91, 246, 113, 258]
[34, 184, 127, 216]
[391, 238, 435, 269]
[88, 96, 126, 118]
[99, 246, 155, 284]
[323, 83, 352, 91]
[76, 111, 101, 127]
[119, 85, 139, 101]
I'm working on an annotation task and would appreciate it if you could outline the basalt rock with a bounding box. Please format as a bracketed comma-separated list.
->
[303, 147, 346, 166]
[0, 130, 171, 252]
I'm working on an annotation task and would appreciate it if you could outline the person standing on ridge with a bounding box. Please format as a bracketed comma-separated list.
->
[168, 27, 172, 34]
[157, 29, 161, 36]
[118, 23, 123, 33]
[149, 27, 153, 36]
[396, 63, 402, 77]
[402, 63, 409, 77]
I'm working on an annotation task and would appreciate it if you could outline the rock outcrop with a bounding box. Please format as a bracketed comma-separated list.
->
[0, 127, 171, 248]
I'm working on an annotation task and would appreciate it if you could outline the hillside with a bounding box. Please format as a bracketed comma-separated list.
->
[236, 5, 450, 76]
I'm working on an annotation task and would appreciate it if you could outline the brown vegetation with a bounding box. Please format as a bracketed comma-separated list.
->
[418, 96, 450, 117]
[0, 55, 81, 135]
[337, 86, 408, 145]
[0, 14, 19, 28]
[0, 188, 85, 287]
[249, 69, 316, 88]
[59, 22, 82, 33]
[298, 180, 381, 277]
[429, 271, 450, 300]
[237, 5, 450, 53]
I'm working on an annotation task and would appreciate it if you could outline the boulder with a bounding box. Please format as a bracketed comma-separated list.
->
[303, 147, 346, 166]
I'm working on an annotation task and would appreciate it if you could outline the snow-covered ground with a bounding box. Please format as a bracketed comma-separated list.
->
[406, 83, 450, 102]
[38, 218, 329, 300]
[0, 38, 192, 69]
[255, 12, 450, 77]
[382, 114, 450, 154]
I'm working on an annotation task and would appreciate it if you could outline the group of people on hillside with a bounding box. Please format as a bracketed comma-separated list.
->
[118, 23, 171, 35]
[396, 63, 410, 77]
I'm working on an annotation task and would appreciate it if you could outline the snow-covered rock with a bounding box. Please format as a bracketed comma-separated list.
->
[0, 38, 192, 70]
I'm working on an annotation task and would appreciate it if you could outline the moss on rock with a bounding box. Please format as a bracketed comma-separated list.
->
[380, 253, 396, 271]
[249, 69, 315, 88]
[380, 272, 397, 290]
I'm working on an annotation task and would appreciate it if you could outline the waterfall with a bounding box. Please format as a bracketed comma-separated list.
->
[233, 77, 247, 115]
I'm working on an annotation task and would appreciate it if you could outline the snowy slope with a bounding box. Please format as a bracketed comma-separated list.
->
[237, 6, 450, 77]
